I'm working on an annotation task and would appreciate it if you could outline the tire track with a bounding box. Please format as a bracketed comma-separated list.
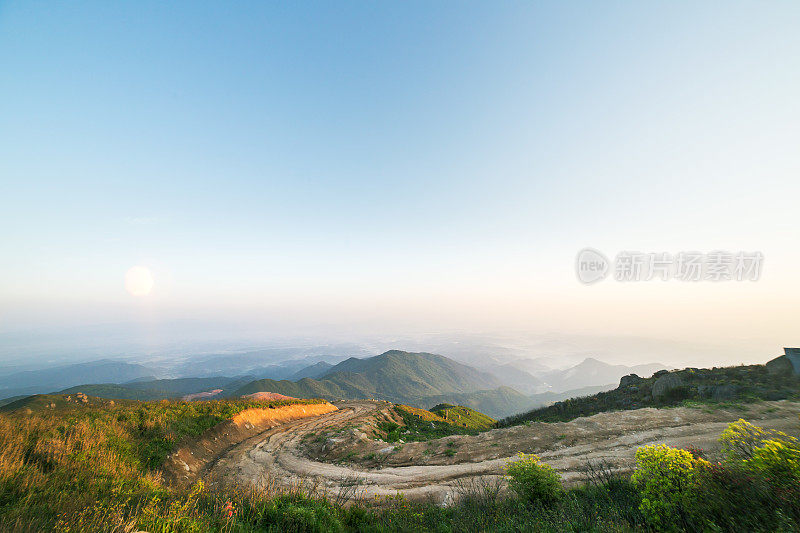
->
[203, 400, 800, 505]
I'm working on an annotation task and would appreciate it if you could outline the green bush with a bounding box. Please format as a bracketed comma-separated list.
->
[630, 444, 708, 529]
[719, 418, 797, 460]
[747, 438, 800, 484]
[630, 420, 800, 531]
[505, 453, 563, 504]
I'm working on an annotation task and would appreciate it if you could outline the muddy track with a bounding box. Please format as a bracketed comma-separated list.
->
[202, 399, 800, 505]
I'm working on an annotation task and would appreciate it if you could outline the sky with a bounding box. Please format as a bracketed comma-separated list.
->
[1, 2, 799, 361]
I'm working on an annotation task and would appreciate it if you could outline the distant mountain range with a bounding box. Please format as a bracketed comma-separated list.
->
[58, 376, 254, 401]
[0, 349, 668, 419]
[290, 361, 333, 380]
[538, 358, 667, 392]
[229, 351, 665, 418]
[233, 350, 504, 408]
[169, 349, 357, 379]
[0, 359, 154, 399]
[479, 363, 547, 394]
[418, 386, 535, 419]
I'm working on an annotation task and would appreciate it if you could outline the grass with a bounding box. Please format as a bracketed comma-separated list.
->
[376, 405, 488, 442]
[0, 395, 326, 531]
[2, 394, 798, 532]
[428, 404, 495, 430]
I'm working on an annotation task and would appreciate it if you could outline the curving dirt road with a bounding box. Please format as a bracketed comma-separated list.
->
[202, 399, 800, 505]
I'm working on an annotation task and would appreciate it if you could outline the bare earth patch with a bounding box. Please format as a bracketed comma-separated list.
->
[163, 401, 338, 484]
[199, 399, 800, 506]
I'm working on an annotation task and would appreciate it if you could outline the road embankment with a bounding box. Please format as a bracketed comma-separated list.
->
[163, 401, 338, 484]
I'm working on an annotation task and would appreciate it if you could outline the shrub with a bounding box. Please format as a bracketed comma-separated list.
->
[719, 418, 797, 460]
[747, 439, 800, 484]
[688, 460, 796, 531]
[505, 453, 563, 504]
[630, 444, 708, 528]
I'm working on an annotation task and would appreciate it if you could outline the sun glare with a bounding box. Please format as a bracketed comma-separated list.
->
[125, 266, 154, 297]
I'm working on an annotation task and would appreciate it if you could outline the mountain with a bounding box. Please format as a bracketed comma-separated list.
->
[56, 376, 254, 401]
[231, 350, 527, 417]
[321, 350, 502, 397]
[425, 384, 617, 422]
[290, 361, 333, 380]
[0, 393, 136, 413]
[57, 384, 168, 401]
[122, 376, 250, 395]
[481, 363, 547, 394]
[540, 358, 667, 392]
[232, 377, 350, 400]
[525, 384, 617, 409]
[170, 349, 358, 378]
[419, 386, 537, 419]
[0, 359, 155, 400]
[509, 357, 560, 375]
[0, 395, 27, 408]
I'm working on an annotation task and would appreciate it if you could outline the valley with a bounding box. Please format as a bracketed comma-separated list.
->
[0, 350, 671, 419]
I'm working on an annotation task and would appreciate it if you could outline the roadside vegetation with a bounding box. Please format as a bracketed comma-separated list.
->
[499, 363, 800, 426]
[429, 403, 495, 430]
[0, 396, 326, 530]
[1, 395, 798, 531]
[376, 404, 493, 442]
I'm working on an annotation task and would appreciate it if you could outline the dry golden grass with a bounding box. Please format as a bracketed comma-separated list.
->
[0, 397, 327, 531]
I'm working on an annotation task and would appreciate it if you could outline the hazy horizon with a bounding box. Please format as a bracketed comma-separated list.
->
[0, 322, 786, 375]
[2, 2, 800, 367]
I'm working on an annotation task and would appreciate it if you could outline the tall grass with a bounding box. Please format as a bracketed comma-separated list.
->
[0, 398, 324, 531]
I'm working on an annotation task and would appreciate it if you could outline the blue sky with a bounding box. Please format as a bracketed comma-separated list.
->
[1, 2, 799, 348]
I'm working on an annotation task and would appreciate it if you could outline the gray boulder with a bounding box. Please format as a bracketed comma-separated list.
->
[619, 374, 641, 388]
[766, 355, 794, 376]
[652, 373, 684, 400]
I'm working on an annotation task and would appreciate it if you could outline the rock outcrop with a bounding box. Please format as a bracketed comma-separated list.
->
[619, 374, 641, 388]
[767, 348, 800, 376]
[652, 373, 684, 400]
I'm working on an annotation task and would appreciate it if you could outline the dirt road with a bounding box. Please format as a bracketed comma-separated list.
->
[203, 399, 800, 505]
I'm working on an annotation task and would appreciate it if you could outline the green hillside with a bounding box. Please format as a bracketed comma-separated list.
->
[0, 395, 27, 408]
[232, 350, 527, 417]
[499, 361, 800, 426]
[123, 376, 247, 394]
[377, 404, 494, 442]
[0, 359, 156, 400]
[56, 376, 251, 402]
[420, 386, 536, 419]
[429, 403, 495, 430]
[56, 384, 165, 401]
[325, 350, 502, 397]
[0, 393, 137, 413]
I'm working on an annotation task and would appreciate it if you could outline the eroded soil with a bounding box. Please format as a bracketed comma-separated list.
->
[201, 399, 800, 505]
